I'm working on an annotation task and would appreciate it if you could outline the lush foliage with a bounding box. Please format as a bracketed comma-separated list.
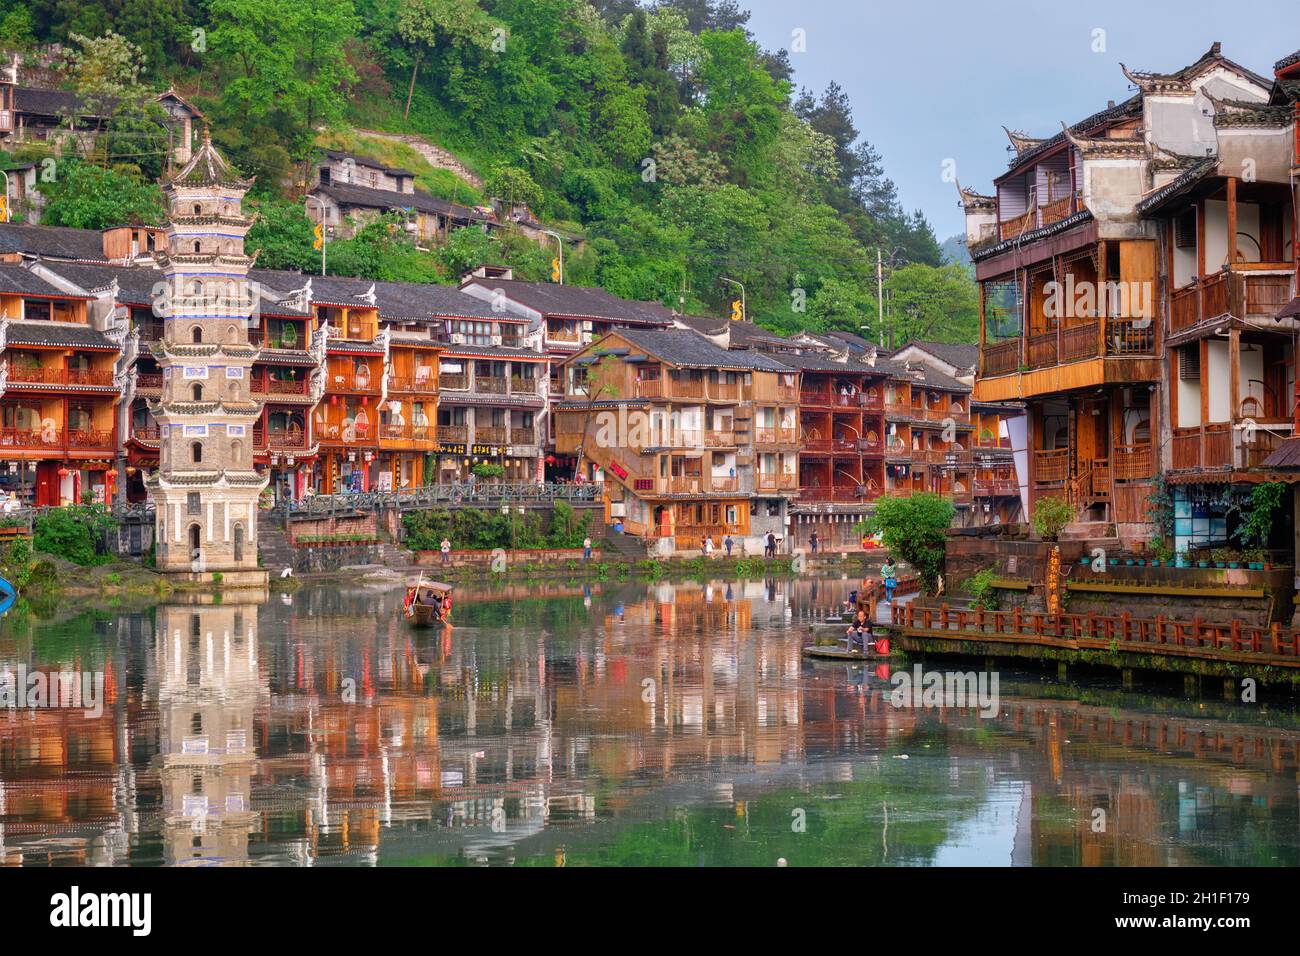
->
[36, 158, 165, 228]
[1030, 496, 1074, 542]
[32, 504, 115, 566]
[858, 492, 953, 592]
[7, 1, 974, 340]
[1234, 481, 1286, 550]
[963, 567, 999, 611]
[403, 502, 591, 551]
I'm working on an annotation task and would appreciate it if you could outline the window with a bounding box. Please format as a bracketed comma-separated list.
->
[187, 492, 201, 515]
[191, 441, 203, 464]
[191, 326, 203, 344]
[191, 383, 203, 402]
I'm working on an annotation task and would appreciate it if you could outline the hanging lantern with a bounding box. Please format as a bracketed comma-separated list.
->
[330, 394, 338, 405]
[57, 467, 71, 478]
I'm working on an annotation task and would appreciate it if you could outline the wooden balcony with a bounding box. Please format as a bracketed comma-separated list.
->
[1170, 267, 1293, 334]
[999, 209, 1036, 241]
[135, 372, 163, 391]
[859, 435, 884, 456]
[475, 376, 508, 395]
[982, 339, 1021, 377]
[0, 426, 113, 451]
[709, 381, 742, 402]
[860, 389, 884, 412]
[6, 366, 116, 388]
[800, 388, 834, 407]
[510, 376, 538, 394]
[755, 426, 798, 446]
[327, 368, 379, 394]
[475, 425, 508, 444]
[1111, 442, 1153, 481]
[709, 476, 739, 493]
[1034, 448, 1070, 484]
[1171, 423, 1233, 470]
[439, 424, 469, 443]
[131, 423, 160, 442]
[254, 425, 312, 451]
[756, 473, 798, 492]
[251, 376, 309, 396]
[703, 430, 736, 447]
[510, 427, 535, 445]
[391, 373, 438, 394]
[973, 478, 1019, 496]
[440, 373, 468, 391]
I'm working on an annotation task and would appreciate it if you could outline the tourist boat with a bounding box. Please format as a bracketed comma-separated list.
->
[404, 579, 453, 627]
[803, 629, 890, 661]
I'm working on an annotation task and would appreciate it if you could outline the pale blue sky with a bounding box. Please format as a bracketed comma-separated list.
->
[741, 0, 1295, 239]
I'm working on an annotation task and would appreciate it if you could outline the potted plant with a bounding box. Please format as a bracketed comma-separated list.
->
[1242, 547, 1264, 570]
[1030, 496, 1074, 542]
[1175, 551, 1189, 569]
[1211, 547, 1229, 569]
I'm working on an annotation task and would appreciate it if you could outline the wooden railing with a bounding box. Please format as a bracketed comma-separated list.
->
[982, 339, 1020, 376]
[251, 376, 309, 395]
[892, 603, 1300, 668]
[510, 376, 538, 394]
[475, 376, 508, 395]
[1060, 320, 1099, 362]
[328, 368, 378, 393]
[510, 427, 535, 445]
[1038, 195, 1074, 227]
[391, 373, 438, 394]
[1026, 330, 1057, 368]
[800, 388, 834, 406]
[755, 426, 798, 445]
[1202, 271, 1229, 319]
[860, 389, 884, 412]
[438, 424, 469, 443]
[7, 366, 115, 387]
[710, 381, 741, 401]
[1034, 448, 1070, 484]
[0, 426, 113, 450]
[1107, 316, 1155, 355]
[1111, 443, 1153, 480]
[756, 473, 798, 492]
[1172, 423, 1233, 470]
[475, 425, 507, 444]
[999, 209, 1036, 241]
[440, 373, 468, 391]
[135, 372, 163, 390]
[254, 426, 311, 450]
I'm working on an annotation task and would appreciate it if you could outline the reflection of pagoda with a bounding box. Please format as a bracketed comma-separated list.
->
[154, 593, 266, 864]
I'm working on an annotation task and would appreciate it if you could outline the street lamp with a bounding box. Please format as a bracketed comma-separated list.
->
[305, 195, 328, 276]
[721, 277, 745, 322]
[0, 168, 10, 222]
[543, 229, 563, 284]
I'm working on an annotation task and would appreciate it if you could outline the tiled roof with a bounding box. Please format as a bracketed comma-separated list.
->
[1136, 158, 1217, 215]
[250, 269, 506, 322]
[12, 86, 91, 117]
[322, 150, 414, 178]
[1277, 50, 1300, 73]
[0, 222, 110, 262]
[465, 277, 674, 325]
[0, 262, 92, 298]
[1262, 436, 1300, 468]
[314, 181, 488, 222]
[1003, 96, 1142, 176]
[891, 341, 979, 371]
[4, 318, 117, 350]
[29, 261, 161, 305]
[436, 342, 546, 361]
[607, 327, 792, 372]
[171, 129, 251, 188]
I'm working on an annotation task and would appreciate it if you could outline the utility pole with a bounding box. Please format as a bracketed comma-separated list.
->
[876, 248, 884, 347]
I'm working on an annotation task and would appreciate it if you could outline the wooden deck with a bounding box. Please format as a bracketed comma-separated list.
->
[889, 602, 1300, 676]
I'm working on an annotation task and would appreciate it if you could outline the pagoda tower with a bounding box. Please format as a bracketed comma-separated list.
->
[146, 128, 268, 584]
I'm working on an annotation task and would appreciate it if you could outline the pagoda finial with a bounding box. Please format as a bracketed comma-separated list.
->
[201, 123, 211, 145]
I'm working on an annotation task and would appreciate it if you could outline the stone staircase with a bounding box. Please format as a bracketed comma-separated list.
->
[256, 512, 296, 573]
[600, 530, 648, 560]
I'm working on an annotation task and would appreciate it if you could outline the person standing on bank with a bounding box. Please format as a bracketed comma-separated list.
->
[881, 557, 897, 603]
[809, 530, 819, 555]
[583, 536, 592, 561]
[440, 537, 451, 566]
[723, 534, 734, 557]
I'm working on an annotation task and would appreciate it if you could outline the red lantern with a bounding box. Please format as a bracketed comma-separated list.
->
[57, 467, 71, 478]
[330, 394, 338, 405]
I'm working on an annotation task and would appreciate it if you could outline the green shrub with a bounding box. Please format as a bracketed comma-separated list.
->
[1030, 496, 1074, 541]
[964, 567, 1000, 610]
[32, 505, 114, 566]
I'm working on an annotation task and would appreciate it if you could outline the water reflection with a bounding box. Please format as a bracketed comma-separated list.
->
[1, 576, 1297, 866]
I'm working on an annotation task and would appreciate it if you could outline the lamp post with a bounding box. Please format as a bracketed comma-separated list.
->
[721, 277, 745, 322]
[543, 229, 563, 284]
[0, 168, 10, 222]
[305, 195, 328, 276]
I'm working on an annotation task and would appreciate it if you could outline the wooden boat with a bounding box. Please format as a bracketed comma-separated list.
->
[803, 632, 890, 661]
[404, 579, 453, 628]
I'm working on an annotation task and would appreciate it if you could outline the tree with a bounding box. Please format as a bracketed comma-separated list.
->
[65, 30, 170, 177]
[37, 159, 164, 229]
[245, 197, 319, 272]
[484, 163, 542, 211]
[860, 493, 954, 593]
[396, 0, 497, 119]
[209, 0, 359, 159]
[884, 262, 979, 345]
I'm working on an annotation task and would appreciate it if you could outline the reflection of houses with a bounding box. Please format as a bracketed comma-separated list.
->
[0, 263, 120, 505]
[554, 327, 797, 554]
[154, 598, 265, 864]
[968, 43, 1297, 545]
[306, 150, 494, 244]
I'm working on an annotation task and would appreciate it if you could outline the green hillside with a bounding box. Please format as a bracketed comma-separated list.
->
[0, 0, 978, 343]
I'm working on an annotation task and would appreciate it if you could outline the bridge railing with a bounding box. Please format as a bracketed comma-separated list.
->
[284, 482, 603, 518]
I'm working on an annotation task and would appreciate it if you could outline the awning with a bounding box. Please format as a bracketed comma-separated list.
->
[1261, 436, 1300, 469]
[1277, 296, 1300, 321]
